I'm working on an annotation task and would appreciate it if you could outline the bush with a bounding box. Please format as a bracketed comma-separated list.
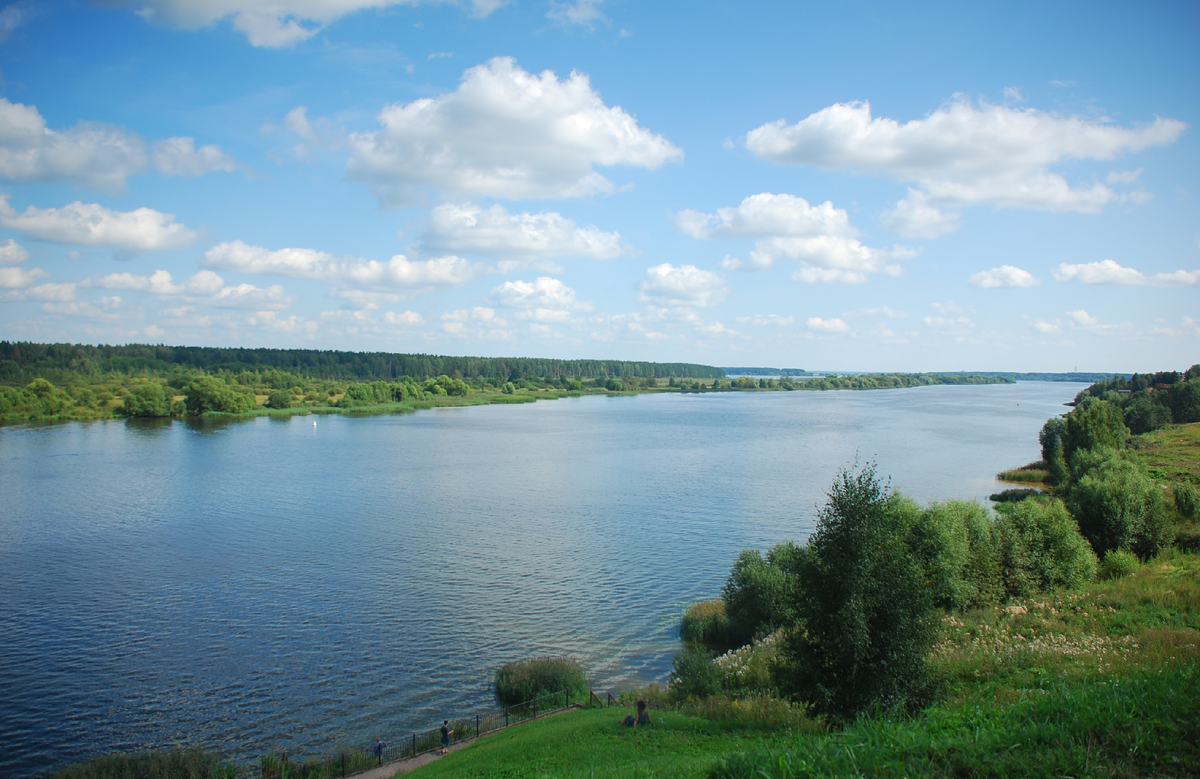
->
[120, 383, 172, 417]
[910, 499, 1002, 611]
[670, 647, 723, 701]
[265, 389, 291, 409]
[1123, 391, 1172, 434]
[681, 599, 735, 645]
[605, 377, 624, 391]
[1067, 457, 1174, 560]
[1175, 481, 1200, 520]
[721, 546, 796, 646]
[1099, 549, 1140, 580]
[995, 499, 1097, 597]
[990, 488, 1045, 503]
[1039, 417, 1069, 485]
[778, 464, 937, 717]
[184, 377, 256, 415]
[494, 656, 586, 706]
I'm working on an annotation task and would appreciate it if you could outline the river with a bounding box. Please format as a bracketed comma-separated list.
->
[0, 381, 1082, 776]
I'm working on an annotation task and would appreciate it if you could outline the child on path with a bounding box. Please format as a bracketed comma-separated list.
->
[440, 720, 453, 755]
[374, 738, 385, 765]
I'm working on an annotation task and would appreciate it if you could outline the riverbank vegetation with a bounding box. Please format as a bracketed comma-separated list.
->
[1, 340, 1013, 425]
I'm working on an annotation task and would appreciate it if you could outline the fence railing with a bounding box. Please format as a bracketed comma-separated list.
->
[256, 687, 580, 779]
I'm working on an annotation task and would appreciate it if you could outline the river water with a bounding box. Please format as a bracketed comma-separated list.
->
[0, 382, 1081, 776]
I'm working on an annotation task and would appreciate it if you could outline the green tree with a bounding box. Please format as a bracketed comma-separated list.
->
[1039, 416, 1069, 485]
[1067, 457, 1174, 560]
[120, 383, 172, 417]
[1161, 378, 1200, 424]
[779, 464, 936, 717]
[265, 389, 291, 409]
[721, 547, 795, 646]
[910, 499, 1002, 610]
[1062, 399, 1129, 463]
[1123, 391, 1172, 434]
[184, 376, 256, 415]
[995, 499, 1098, 597]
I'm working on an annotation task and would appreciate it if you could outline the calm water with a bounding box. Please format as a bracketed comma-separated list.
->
[0, 382, 1081, 776]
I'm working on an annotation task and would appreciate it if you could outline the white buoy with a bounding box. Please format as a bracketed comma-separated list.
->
[312, 418, 317, 427]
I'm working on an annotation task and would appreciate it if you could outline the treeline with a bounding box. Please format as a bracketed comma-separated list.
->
[0, 341, 724, 384]
[792, 372, 1010, 390]
[1067, 365, 1200, 433]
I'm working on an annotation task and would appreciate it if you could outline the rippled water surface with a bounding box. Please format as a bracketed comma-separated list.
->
[0, 382, 1082, 776]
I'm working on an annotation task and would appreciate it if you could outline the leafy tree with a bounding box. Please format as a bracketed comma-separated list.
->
[779, 464, 936, 717]
[1039, 416, 1069, 485]
[184, 377, 255, 415]
[1062, 399, 1128, 463]
[120, 383, 172, 417]
[1123, 391, 1172, 434]
[995, 499, 1097, 597]
[265, 390, 291, 409]
[1067, 456, 1174, 560]
[1161, 379, 1200, 424]
[721, 547, 795, 645]
[605, 378, 624, 391]
[910, 499, 1002, 610]
[670, 647, 723, 701]
[1174, 482, 1199, 520]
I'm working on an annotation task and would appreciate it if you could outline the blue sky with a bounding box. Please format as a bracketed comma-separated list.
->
[0, 0, 1196, 371]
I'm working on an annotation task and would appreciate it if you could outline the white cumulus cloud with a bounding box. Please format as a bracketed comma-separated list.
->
[0, 98, 237, 192]
[0, 238, 29, 265]
[489, 276, 592, 315]
[736, 314, 794, 326]
[746, 98, 1186, 231]
[103, 0, 504, 48]
[680, 192, 906, 282]
[638, 263, 728, 308]
[0, 265, 48, 288]
[806, 317, 849, 333]
[346, 57, 682, 205]
[970, 265, 1040, 288]
[1052, 259, 1200, 287]
[204, 240, 474, 289]
[0, 196, 199, 252]
[423, 202, 624, 259]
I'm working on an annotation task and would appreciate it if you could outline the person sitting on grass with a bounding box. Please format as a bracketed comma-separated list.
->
[623, 700, 650, 728]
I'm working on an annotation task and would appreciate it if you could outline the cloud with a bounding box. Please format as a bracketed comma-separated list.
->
[384, 310, 425, 325]
[151, 137, 239, 177]
[103, 0, 504, 48]
[346, 56, 681, 205]
[681, 192, 906, 282]
[204, 240, 474, 289]
[806, 316, 849, 333]
[844, 306, 906, 318]
[441, 306, 511, 338]
[3, 281, 77, 301]
[924, 315, 974, 331]
[423, 202, 624, 260]
[0, 196, 198, 252]
[746, 98, 1186, 223]
[87, 269, 224, 296]
[489, 276, 592, 320]
[638, 263, 728, 308]
[210, 283, 293, 309]
[547, 0, 605, 26]
[736, 313, 794, 326]
[0, 265, 48, 288]
[0, 238, 29, 265]
[0, 2, 37, 42]
[881, 189, 961, 238]
[1052, 259, 1200, 287]
[969, 265, 1039, 288]
[0, 98, 236, 192]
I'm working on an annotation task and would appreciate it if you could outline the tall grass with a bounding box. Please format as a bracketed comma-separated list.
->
[680, 599, 735, 645]
[51, 749, 238, 779]
[494, 656, 586, 706]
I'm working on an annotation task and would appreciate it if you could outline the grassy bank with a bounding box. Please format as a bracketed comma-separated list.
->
[405, 550, 1198, 779]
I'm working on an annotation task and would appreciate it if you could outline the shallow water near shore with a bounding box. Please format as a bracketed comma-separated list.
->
[0, 382, 1082, 776]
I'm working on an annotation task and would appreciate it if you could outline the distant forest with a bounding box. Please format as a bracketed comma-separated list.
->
[0, 342, 725, 384]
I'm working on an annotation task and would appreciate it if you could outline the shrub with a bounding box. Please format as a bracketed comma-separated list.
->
[605, 377, 624, 391]
[494, 656, 586, 706]
[910, 499, 1002, 611]
[1161, 378, 1200, 424]
[184, 377, 256, 415]
[721, 547, 796, 646]
[995, 499, 1097, 598]
[670, 647, 723, 701]
[1123, 391, 1172, 434]
[1039, 417, 1069, 485]
[1099, 549, 1140, 580]
[778, 464, 937, 717]
[989, 488, 1045, 503]
[120, 383, 172, 417]
[681, 599, 735, 645]
[1067, 457, 1174, 560]
[1175, 481, 1200, 520]
[265, 389, 291, 409]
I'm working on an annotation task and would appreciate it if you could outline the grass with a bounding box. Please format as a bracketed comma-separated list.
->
[407, 707, 807, 779]
[408, 551, 1200, 779]
[1129, 422, 1200, 484]
[50, 748, 238, 779]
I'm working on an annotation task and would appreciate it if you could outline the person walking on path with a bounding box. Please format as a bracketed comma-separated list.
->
[440, 721, 453, 755]
[374, 738, 386, 765]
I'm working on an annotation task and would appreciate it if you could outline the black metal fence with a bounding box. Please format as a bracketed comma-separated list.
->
[256, 687, 579, 779]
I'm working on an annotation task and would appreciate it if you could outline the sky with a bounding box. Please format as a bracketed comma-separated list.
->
[0, 0, 1196, 372]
